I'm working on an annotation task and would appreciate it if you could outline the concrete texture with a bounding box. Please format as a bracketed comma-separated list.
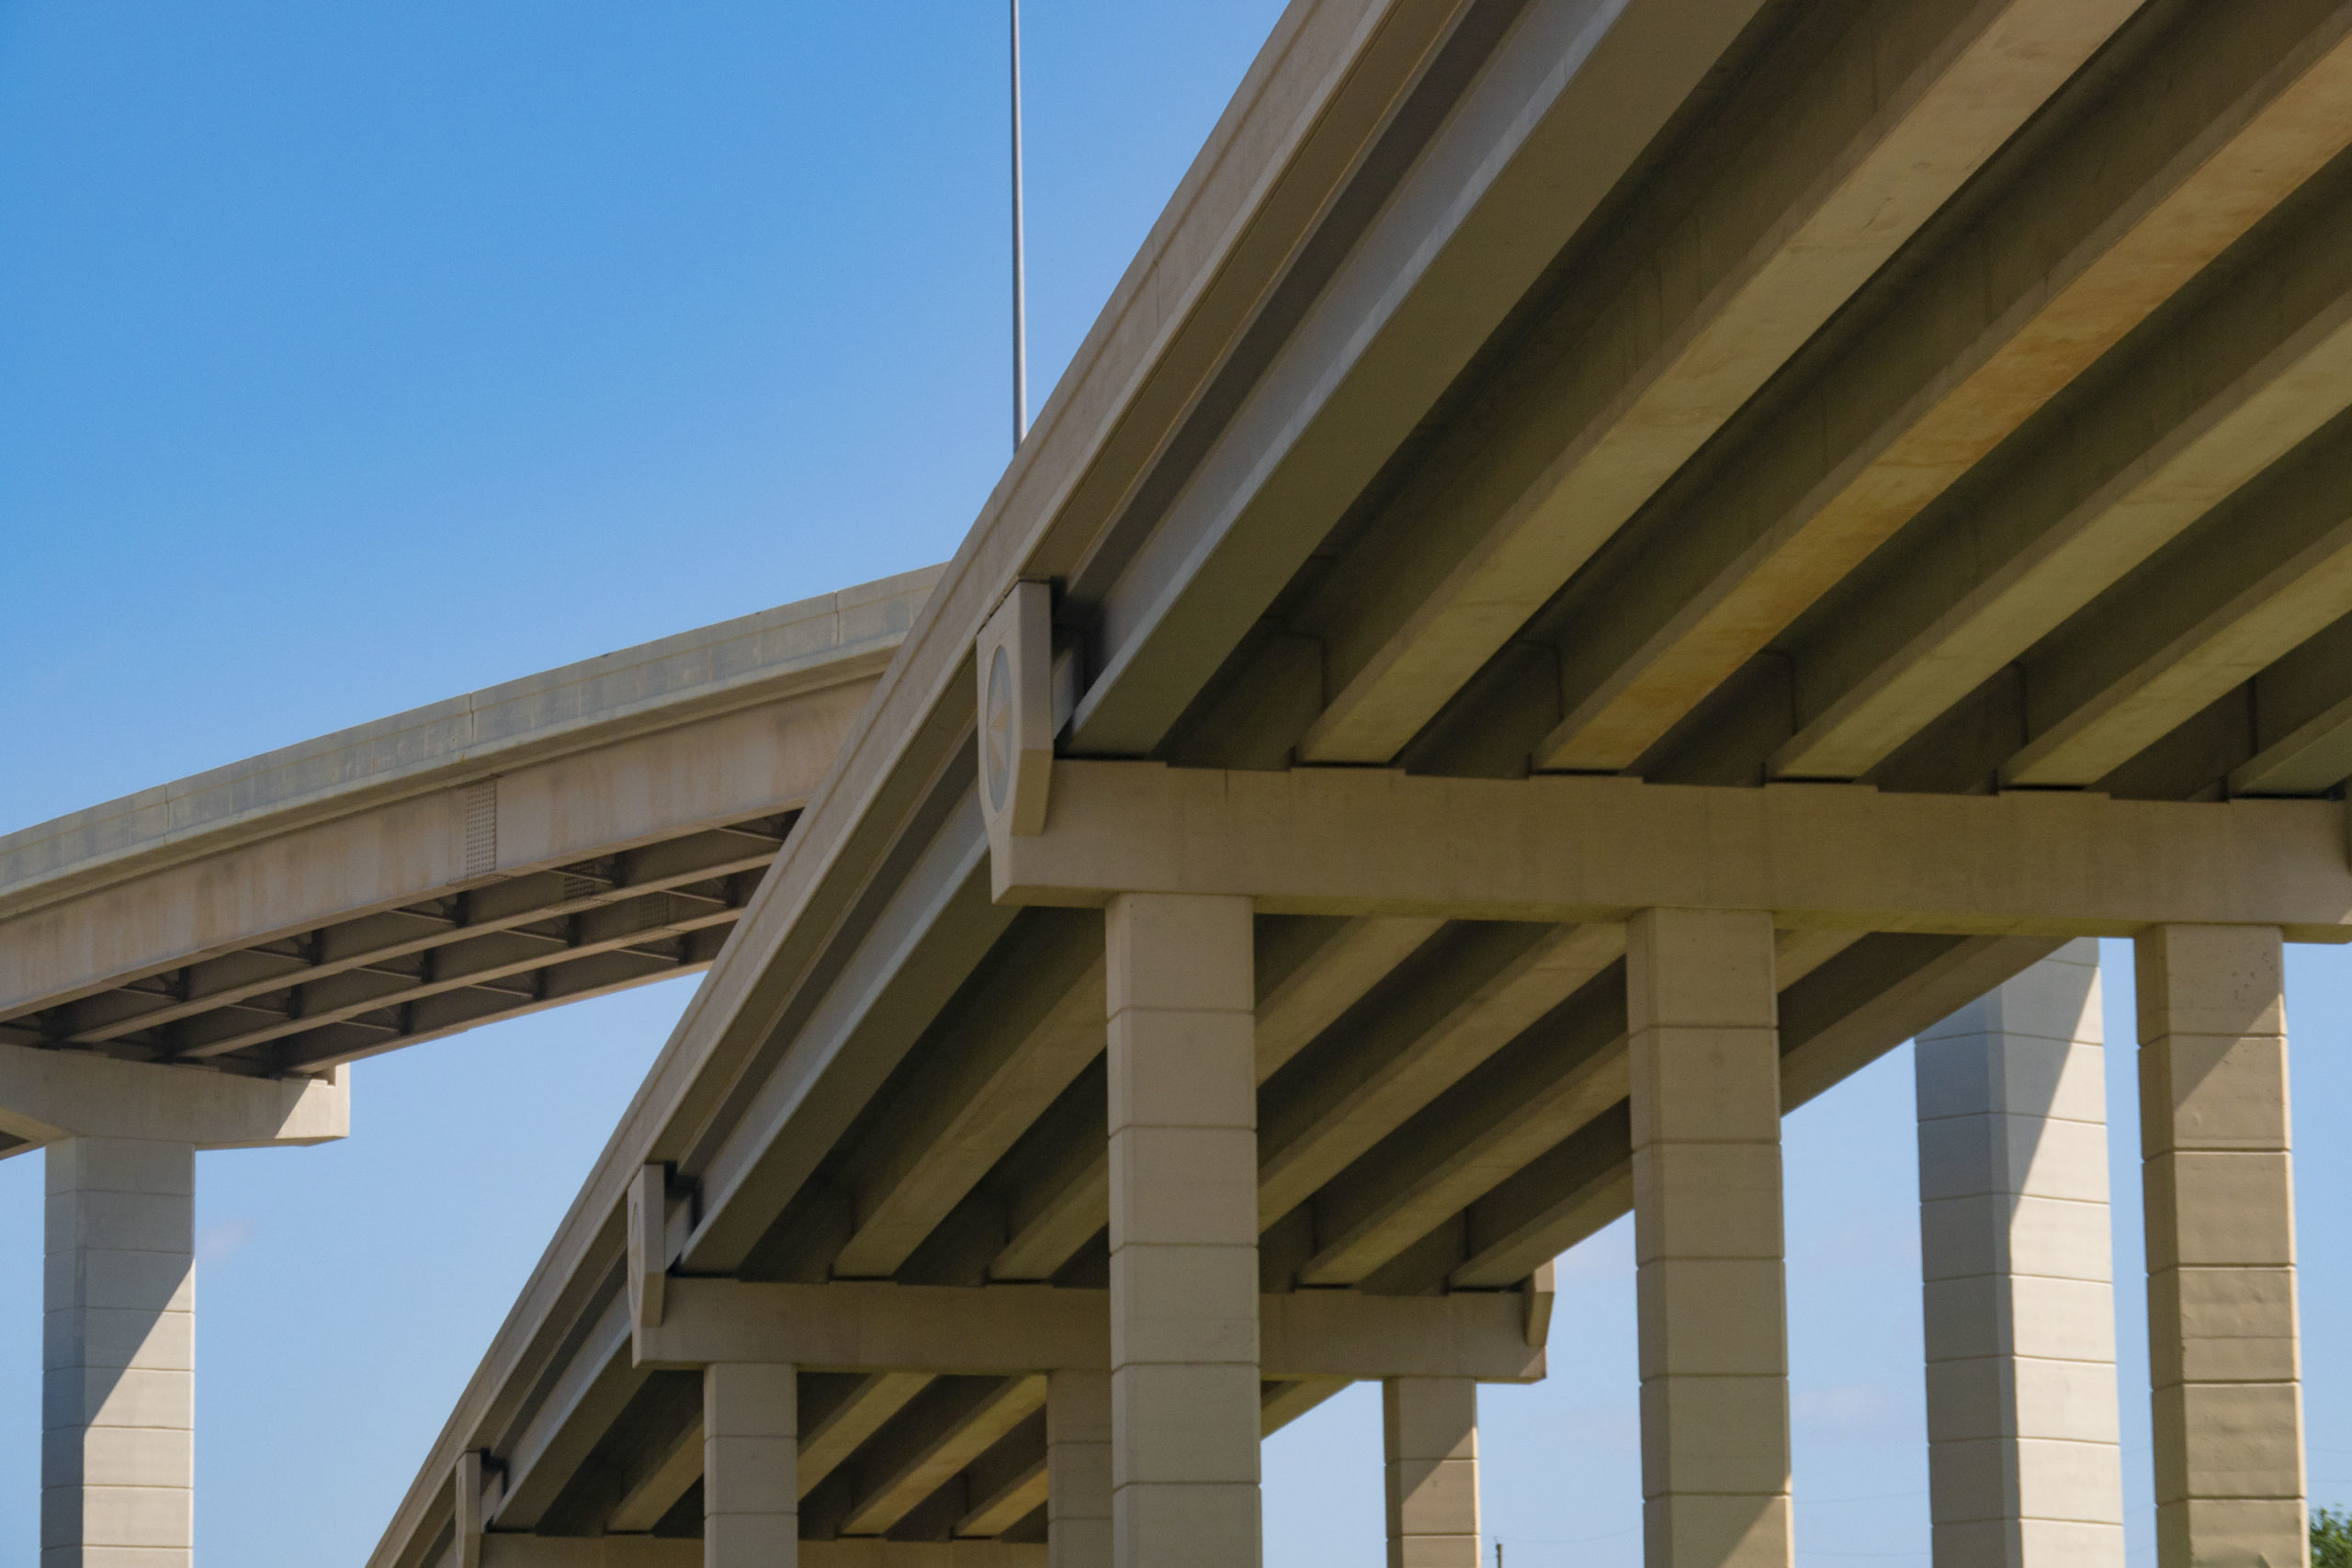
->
[993, 761, 2352, 942]
[1, 569, 935, 915]
[1048, 1370, 1112, 1568]
[0, 569, 935, 1078]
[349, 0, 2352, 1562]
[1298, 0, 2142, 767]
[1105, 893, 1260, 1567]
[632, 1279, 1543, 1382]
[1384, 1378, 1479, 1568]
[704, 1361, 797, 1568]
[1917, 941, 2124, 1566]
[42, 1136, 196, 1568]
[17, 1047, 346, 1568]
[0, 1043, 346, 1153]
[1629, 908, 1790, 1568]
[2135, 925, 2306, 1568]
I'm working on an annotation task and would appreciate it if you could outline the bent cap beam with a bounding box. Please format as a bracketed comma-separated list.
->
[991, 762, 2352, 942]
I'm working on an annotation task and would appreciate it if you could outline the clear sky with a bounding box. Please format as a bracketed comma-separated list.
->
[0, 5, 2346, 1565]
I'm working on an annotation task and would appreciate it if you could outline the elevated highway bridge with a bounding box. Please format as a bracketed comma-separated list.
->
[14, 0, 2352, 1564]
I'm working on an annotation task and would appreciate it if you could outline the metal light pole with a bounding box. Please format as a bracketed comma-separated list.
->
[1011, 0, 1029, 448]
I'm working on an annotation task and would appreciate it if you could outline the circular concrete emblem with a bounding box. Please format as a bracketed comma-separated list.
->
[985, 643, 1013, 815]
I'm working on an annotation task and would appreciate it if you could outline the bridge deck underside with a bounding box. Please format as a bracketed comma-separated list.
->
[373, 0, 2352, 1558]
[0, 814, 793, 1077]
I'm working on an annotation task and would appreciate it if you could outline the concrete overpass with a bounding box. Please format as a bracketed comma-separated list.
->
[18, 0, 2352, 1563]
[0, 569, 933, 1092]
[0, 570, 933, 1564]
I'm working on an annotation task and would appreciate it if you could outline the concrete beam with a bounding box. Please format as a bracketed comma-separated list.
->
[478, 1547, 1046, 1568]
[10, 570, 929, 910]
[477, 1545, 1044, 1568]
[1296, 0, 2141, 766]
[2003, 433, 2352, 787]
[1253, 917, 1442, 1082]
[831, 914, 1103, 1280]
[1258, 922, 1622, 1229]
[495, 1294, 644, 1532]
[1535, 0, 2352, 776]
[683, 786, 1014, 1276]
[988, 1145, 1109, 1287]
[2224, 610, 2352, 798]
[1296, 976, 1628, 1287]
[605, 1416, 702, 1536]
[38, 824, 777, 1054]
[173, 883, 748, 1062]
[1260, 1379, 1349, 1439]
[1065, 0, 1779, 759]
[955, 1416, 1049, 1539]
[273, 929, 730, 1075]
[0, 1042, 346, 1152]
[841, 1376, 1046, 1538]
[994, 762, 2352, 941]
[478, 1542, 699, 1568]
[2233, 686, 2352, 798]
[632, 1280, 1544, 1384]
[989, 916, 1442, 1285]
[1441, 933, 2063, 1291]
[801, 1373, 935, 1500]
[0, 674, 875, 1028]
[1771, 126, 2352, 783]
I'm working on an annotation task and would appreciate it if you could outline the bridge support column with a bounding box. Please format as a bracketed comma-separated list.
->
[705, 1361, 797, 1567]
[43, 1135, 196, 1568]
[1103, 892, 1260, 1568]
[1628, 907, 1790, 1568]
[1916, 940, 2124, 1567]
[1384, 1377, 1478, 1568]
[1048, 1369, 1113, 1568]
[2134, 926, 2305, 1568]
[0, 1044, 345, 1568]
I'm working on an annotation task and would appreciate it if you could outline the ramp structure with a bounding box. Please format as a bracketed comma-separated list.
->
[15, 0, 2352, 1564]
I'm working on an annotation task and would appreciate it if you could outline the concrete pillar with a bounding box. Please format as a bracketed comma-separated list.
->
[1384, 1378, 1479, 1568]
[1627, 907, 1790, 1568]
[42, 1135, 197, 1568]
[1916, 940, 2124, 1567]
[1103, 892, 1260, 1568]
[705, 1361, 797, 1567]
[1049, 1369, 1114, 1568]
[2134, 925, 2305, 1568]
[0, 1046, 345, 1568]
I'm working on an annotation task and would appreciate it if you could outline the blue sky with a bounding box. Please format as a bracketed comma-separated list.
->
[0, 5, 2346, 1564]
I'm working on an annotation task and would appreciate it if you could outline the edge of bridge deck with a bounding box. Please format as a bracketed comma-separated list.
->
[0, 565, 942, 923]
